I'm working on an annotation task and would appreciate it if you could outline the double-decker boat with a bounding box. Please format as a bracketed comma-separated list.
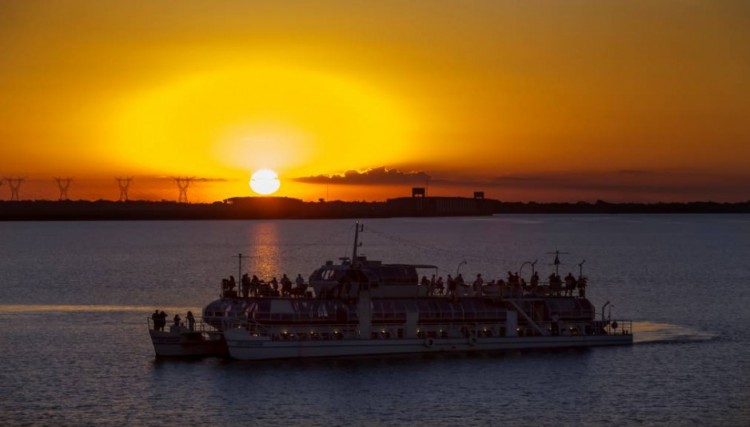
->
[182, 224, 632, 361]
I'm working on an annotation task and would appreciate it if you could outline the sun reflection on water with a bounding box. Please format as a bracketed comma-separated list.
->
[245, 222, 282, 281]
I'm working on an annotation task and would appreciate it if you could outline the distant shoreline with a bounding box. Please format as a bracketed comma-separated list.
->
[1, 197, 748, 221]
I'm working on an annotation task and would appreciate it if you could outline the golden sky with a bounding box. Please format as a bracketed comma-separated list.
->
[1, 1, 748, 202]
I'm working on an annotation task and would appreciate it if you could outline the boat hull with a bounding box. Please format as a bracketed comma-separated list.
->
[149, 328, 227, 358]
[224, 329, 632, 361]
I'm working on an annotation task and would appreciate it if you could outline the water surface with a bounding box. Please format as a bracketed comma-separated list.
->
[1, 216, 748, 425]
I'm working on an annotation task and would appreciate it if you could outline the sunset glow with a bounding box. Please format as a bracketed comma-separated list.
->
[1, 2, 749, 202]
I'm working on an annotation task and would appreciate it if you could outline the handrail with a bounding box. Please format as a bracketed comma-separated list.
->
[147, 317, 220, 334]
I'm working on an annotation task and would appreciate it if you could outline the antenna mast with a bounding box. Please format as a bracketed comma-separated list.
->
[352, 222, 364, 263]
[547, 250, 569, 275]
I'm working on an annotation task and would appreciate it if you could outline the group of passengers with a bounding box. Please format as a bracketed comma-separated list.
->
[151, 310, 196, 331]
[421, 270, 586, 298]
[222, 273, 311, 298]
[548, 272, 587, 297]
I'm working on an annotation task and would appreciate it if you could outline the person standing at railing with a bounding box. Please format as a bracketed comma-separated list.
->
[241, 274, 251, 298]
[251, 274, 261, 296]
[186, 311, 195, 331]
[530, 272, 540, 295]
[151, 310, 160, 330]
[473, 274, 483, 296]
[447, 274, 456, 296]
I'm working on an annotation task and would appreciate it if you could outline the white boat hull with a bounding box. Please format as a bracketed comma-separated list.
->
[149, 328, 226, 358]
[224, 329, 632, 361]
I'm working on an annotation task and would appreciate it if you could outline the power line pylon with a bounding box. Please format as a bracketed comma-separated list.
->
[115, 177, 133, 202]
[4, 177, 24, 201]
[55, 177, 73, 201]
[174, 177, 194, 203]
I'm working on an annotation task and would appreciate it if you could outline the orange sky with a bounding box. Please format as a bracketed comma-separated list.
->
[1, 1, 749, 202]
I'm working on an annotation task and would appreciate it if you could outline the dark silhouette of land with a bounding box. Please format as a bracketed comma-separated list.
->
[0, 196, 748, 221]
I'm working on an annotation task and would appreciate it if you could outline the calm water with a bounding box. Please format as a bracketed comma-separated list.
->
[1, 216, 749, 426]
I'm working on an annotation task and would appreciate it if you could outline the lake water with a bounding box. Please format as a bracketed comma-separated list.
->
[1, 216, 749, 426]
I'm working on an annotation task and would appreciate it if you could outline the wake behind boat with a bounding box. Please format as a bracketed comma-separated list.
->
[149, 223, 632, 360]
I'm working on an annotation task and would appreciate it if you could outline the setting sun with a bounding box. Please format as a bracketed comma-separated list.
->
[250, 169, 281, 195]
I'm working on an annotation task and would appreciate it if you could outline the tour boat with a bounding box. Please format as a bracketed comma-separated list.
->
[192, 224, 633, 361]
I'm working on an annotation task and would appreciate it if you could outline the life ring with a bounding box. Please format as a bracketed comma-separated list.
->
[468, 337, 477, 346]
[424, 338, 434, 348]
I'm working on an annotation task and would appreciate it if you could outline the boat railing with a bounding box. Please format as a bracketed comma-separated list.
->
[425, 280, 588, 299]
[602, 319, 633, 336]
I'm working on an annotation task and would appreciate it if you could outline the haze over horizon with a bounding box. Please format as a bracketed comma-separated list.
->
[1, 1, 749, 203]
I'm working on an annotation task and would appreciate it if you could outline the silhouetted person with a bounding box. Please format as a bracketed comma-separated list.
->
[241, 273, 251, 298]
[186, 311, 195, 331]
[281, 274, 292, 296]
[251, 274, 261, 296]
[565, 273, 576, 296]
[447, 274, 456, 296]
[436, 276, 445, 295]
[173, 313, 181, 328]
[473, 274, 483, 296]
[152, 311, 159, 331]
[549, 273, 562, 296]
[530, 272, 539, 291]
[158, 311, 167, 331]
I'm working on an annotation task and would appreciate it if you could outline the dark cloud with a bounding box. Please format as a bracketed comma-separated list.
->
[294, 167, 430, 186]
[401, 170, 749, 200]
[487, 171, 750, 196]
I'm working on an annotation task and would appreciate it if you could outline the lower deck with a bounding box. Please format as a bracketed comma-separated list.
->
[224, 330, 633, 360]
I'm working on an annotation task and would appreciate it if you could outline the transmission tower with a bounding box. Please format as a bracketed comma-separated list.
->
[4, 177, 24, 201]
[115, 177, 133, 202]
[55, 177, 73, 200]
[174, 177, 194, 203]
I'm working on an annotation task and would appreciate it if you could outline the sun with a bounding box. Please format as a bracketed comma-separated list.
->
[249, 169, 281, 195]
